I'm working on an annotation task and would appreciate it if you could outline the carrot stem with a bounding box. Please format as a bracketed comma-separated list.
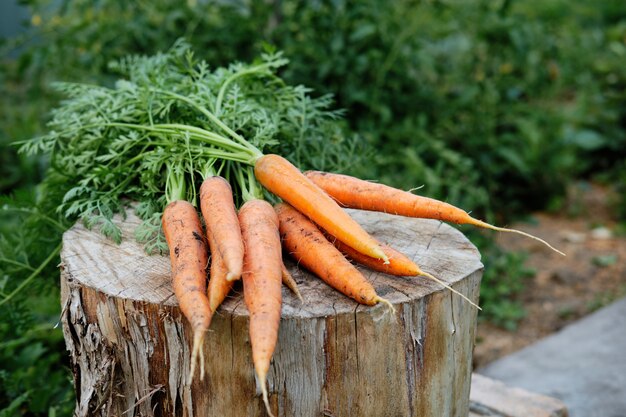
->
[153, 89, 262, 155]
[215, 61, 284, 116]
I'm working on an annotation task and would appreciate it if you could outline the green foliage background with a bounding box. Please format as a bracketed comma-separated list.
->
[1, 0, 625, 414]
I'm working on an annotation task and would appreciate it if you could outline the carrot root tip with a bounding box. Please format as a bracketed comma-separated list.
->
[373, 247, 390, 264]
[419, 271, 481, 310]
[199, 342, 206, 381]
[226, 271, 239, 282]
[376, 296, 396, 315]
[189, 330, 206, 384]
[289, 282, 304, 303]
[473, 220, 566, 257]
[261, 380, 275, 417]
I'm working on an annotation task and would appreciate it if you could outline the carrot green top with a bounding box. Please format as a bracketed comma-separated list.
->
[19, 40, 360, 252]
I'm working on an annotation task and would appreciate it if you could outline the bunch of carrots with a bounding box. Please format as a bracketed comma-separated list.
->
[163, 153, 563, 417]
[20, 42, 563, 417]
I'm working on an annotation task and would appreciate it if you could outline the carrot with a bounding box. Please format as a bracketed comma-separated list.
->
[275, 202, 393, 311]
[324, 232, 420, 277]
[199, 176, 245, 282]
[281, 262, 303, 303]
[206, 232, 234, 313]
[162, 200, 212, 382]
[254, 154, 389, 263]
[239, 199, 283, 417]
[305, 170, 565, 256]
[324, 232, 479, 308]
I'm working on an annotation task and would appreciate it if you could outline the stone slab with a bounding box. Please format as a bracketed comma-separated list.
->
[469, 373, 567, 417]
[479, 297, 626, 417]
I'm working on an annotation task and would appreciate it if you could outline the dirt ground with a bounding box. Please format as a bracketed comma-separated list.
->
[473, 182, 626, 368]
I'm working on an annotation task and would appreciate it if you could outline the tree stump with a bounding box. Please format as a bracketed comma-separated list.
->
[60, 209, 483, 417]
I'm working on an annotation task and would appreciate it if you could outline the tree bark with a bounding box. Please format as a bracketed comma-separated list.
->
[60, 209, 483, 417]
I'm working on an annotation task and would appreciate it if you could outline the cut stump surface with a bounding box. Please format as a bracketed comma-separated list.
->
[60, 208, 483, 417]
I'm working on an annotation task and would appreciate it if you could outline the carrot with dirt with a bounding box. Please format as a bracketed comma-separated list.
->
[239, 198, 283, 417]
[275, 202, 394, 310]
[323, 231, 420, 277]
[323, 231, 479, 308]
[254, 154, 389, 263]
[199, 173, 244, 282]
[206, 233, 234, 313]
[305, 170, 565, 256]
[161, 168, 211, 382]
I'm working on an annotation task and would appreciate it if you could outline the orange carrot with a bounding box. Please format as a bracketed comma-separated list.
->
[206, 233, 234, 313]
[323, 232, 420, 277]
[281, 262, 303, 303]
[199, 176, 245, 281]
[306, 170, 565, 256]
[275, 202, 393, 310]
[254, 154, 389, 263]
[324, 231, 479, 308]
[162, 200, 212, 381]
[239, 199, 283, 417]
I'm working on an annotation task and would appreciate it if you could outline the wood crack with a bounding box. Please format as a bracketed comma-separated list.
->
[425, 221, 444, 251]
[353, 305, 360, 383]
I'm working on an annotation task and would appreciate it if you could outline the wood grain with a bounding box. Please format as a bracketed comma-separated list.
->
[60, 208, 483, 417]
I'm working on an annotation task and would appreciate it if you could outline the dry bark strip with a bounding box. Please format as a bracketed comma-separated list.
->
[60, 209, 483, 417]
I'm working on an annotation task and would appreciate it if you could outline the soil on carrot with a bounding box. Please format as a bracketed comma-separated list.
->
[473, 182, 626, 368]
